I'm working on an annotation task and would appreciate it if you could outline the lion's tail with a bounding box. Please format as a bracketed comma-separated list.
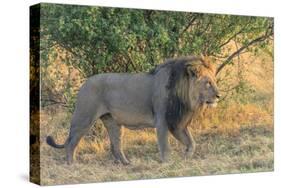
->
[46, 136, 67, 149]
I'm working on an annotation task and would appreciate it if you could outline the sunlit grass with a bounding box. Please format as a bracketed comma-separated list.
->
[39, 102, 273, 185]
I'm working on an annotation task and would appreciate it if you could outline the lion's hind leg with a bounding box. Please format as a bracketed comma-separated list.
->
[65, 116, 94, 164]
[100, 114, 130, 165]
[65, 104, 103, 164]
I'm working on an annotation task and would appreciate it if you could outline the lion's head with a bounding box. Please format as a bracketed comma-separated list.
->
[156, 56, 220, 131]
[185, 57, 220, 109]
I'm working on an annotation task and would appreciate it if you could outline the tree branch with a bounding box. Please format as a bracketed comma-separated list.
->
[41, 99, 70, 108]
[216, 30, 273, 76]
[217, 27, 246, 49]
[124, 53, 137, 71]
[178, 15, 199, 39]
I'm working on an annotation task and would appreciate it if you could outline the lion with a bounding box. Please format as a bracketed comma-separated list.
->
[46, 56, 220, 165]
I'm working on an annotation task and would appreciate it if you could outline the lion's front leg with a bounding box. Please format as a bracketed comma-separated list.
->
[185, 127, 196, 158]
[170, 127, 196, 158]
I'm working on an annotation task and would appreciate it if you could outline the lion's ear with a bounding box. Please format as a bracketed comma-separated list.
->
[202, 56, 216, 74]
[184, 58, 202, 78]
[186, 66, 198, 78]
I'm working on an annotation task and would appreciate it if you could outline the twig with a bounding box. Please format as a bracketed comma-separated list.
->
[217, 27, 246, 49]
[41, 99, 70, 108]
[216, 30, 273, 76]
[124, 53, 137, 71]
[178, 15, 198, 39]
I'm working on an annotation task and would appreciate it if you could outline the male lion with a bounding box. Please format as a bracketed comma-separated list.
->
[47, 56, 220, 165]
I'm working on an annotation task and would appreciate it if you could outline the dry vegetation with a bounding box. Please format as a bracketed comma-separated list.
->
[39, 105, 273, 185]
[37, 53, 273, 185]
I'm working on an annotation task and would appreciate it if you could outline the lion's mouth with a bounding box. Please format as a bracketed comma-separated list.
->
[206, 100, 217, 108]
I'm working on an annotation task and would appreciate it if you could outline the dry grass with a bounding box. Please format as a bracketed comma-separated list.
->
[39, 102, 273, 185]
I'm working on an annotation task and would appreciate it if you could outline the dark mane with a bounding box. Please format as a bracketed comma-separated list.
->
[148, 56, 206, 75]
[149, 56, 213, 132]
[150, 56, 208, 132]
[164, 58, 191, 132]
